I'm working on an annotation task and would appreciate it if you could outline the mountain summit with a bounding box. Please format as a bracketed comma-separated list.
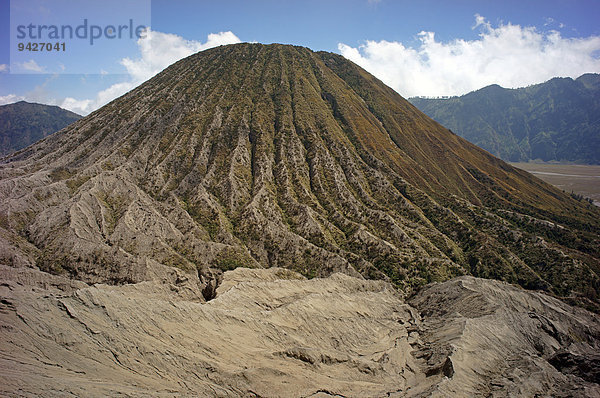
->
[1, 43, 599, 308]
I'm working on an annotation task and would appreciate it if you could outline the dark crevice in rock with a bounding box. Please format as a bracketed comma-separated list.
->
[424, 356, 454, 379]
[305, 389, 347, 398]
[199, 268, 222, 302]
[548, 350, 600, 384]
[281, 348, 316, 364]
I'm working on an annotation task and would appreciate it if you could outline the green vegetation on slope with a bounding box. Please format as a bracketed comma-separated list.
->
[410, 75, 600, 164]
[0, 101, 81, 157]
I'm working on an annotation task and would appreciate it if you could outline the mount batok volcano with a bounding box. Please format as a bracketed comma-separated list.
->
[0, 43, 599, 396]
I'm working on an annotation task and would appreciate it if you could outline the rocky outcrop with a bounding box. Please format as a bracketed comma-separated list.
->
[0, 265, 598, 397]
[409, 277, 600, 396]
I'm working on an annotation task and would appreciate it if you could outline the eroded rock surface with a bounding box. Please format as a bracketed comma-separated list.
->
[1, 265, 598, 397]
[409, 277, 600, 397]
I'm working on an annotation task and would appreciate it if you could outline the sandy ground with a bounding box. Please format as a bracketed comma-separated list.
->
[1, 265, 599, 397]
[511, 163, 600, 206]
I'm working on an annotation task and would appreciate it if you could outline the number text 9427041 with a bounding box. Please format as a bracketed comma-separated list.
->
[18, 42, 66, 51]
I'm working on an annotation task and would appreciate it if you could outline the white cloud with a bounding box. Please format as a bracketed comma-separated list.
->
[473, 13, 490, 30]
[19, 59, 46, 72]
[0, 64, 8, 73]
[121, 29, 241, 83]
[544, 17, 566, 30]
[0, 94, 25, 105]
[60, 97, 92, 115]
[61, 81, 135, 115]
[338, 15, 600, 98]
[59, 29, 241, 115]
[0, 75, 61, 108]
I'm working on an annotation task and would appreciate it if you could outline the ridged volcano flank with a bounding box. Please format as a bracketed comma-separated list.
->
[1, 43, 599, 308]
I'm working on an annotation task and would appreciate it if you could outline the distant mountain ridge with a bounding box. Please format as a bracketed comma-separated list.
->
[0, 101, 81, 157]
[410, 74, 600, 164]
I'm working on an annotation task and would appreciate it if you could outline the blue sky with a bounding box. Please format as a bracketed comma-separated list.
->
[150, 0, 600, 48]
[1, 0, 600, 114]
